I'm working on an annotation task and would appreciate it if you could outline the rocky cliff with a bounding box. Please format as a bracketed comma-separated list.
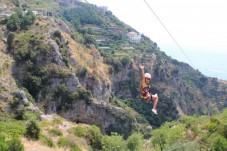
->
[0, 0, 227, 137]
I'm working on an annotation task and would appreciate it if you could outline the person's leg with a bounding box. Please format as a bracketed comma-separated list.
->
[146, 92, 151, 101]
[151, 94, 158, 114]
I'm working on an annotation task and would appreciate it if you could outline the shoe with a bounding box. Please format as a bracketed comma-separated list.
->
[152, 109, 157, 115]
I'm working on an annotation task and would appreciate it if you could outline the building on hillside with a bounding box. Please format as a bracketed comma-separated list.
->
[127, 32, 141, 43]
[1, 11, 12, 17]
[98, 46, 111, 50]
[24, 10, 39, 15]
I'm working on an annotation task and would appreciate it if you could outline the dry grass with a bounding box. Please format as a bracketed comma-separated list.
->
[39, 114, 91, 151]
[61, 31, 110, 83]
[21, 137, 70, 151]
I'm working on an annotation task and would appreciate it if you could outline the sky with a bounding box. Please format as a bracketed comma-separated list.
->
[87, 0, 227, 80]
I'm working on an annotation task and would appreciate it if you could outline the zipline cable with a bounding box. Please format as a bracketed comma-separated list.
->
[143, 0, 195, 68]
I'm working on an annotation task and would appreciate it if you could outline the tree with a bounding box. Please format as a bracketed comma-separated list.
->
[102, 133, 126, 151]
[211, 135, 227, 151]
[7, 32, 15, 50]
[88, 125, 102, 150]
[84, 34, 95, 45]
[8, 137, 24, 151]
[21, 11, 36, 30]
[6, 13, 21, 31]
[14, 105, 25, 120]
[25, 120, 40, 140]
[127, 133, 143, 151]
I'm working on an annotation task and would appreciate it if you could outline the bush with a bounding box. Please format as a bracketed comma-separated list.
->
[55, 84, 67, 97]
[48, 128, 63, 136]
[52, 117, 63, 125]
[152, 122, 185, 150]
[102, 133, 126, 151]
[6, 13, 21, 31]
[72, 126, 88, 137]
[0, 136, 24, 151]
[40, 135, 54, 147]
[88, 125, 102, 150]
[8, 137, 24, 151]
[7, 32, 15, 49]
[180, 116, 197, 128]
[14, 105, 25, 120]
[53, 30, 61, 39]
[0, 135, 8, 151]
[0, 121, 25, 137]
[167, 141, 200, 151]
[20, 10, 36, 29]
[57, 136, 82, 151]
[9, 97, 19, 109]
[55, 37, 61, 45]
[25, 120, 40, 140]
[127, 133, 143, 151]
[210, 135, 227, 151]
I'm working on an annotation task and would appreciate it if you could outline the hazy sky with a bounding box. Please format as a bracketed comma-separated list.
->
[87, 0, 227, 80]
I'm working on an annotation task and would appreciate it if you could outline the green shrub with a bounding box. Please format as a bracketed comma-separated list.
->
[70, 92, 80, 101]
[152, 122, 186, 150]
[57, 136, 82, 151]
[88, 125, 102, 150]
[8, 137, 24, 151]
[72, 126, 88, 137]
[102, 133, 126, 151]
[53, 30, 61, 39]
[55, 84, 67, 97]
[49, 128, 63, 136]
[180, 116, 197, 128]
[127, 133, 143, 151]
[24, 111, 40, 121]
[52, 117, 63, 125]
[6, 13, 21, 31]
[55, 37, 61, 45]
[0, 121, 25, 137]
[207, 123, 218, 132]
[25, 120, 40, 140]
[7, 32, 15, 49]
[9, 97, 20, 109]
[0, 135, 8, 151]
[218, 124, 227, 139]
[20, 10, 36, 29]
[167, 141, 200, 151]
[14, 105, 25, 120]
[210, 135, 227, 151]
[40, 134, 54, 147]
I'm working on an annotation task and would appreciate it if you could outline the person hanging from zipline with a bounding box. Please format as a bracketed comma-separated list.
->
[139, 64, 158, 115]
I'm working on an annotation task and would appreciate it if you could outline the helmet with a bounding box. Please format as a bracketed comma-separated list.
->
[144, 73, 151, 79]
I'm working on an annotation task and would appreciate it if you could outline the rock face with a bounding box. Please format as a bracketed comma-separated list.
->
[7, 17, 134, 135]
[60, 100, 133, 136]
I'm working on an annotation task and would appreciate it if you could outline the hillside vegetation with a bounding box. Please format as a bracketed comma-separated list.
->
[0, 0, 227, 150]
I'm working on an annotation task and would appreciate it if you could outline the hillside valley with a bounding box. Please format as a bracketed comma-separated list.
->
[0, 0, 227, 150]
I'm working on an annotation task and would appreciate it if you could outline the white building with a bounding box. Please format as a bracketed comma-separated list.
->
[24, 10, 39, 15]
[127, 32, 141, 43]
